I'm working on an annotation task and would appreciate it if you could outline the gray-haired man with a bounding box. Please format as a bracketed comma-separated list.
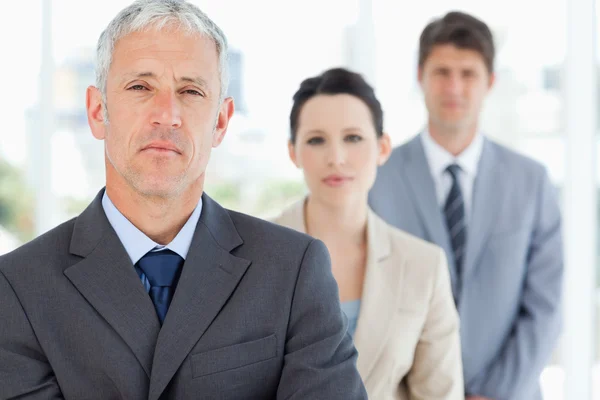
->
[0, 1, 366, 399]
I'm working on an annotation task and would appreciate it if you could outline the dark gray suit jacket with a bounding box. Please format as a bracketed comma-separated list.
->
[0, 191, 366, 400]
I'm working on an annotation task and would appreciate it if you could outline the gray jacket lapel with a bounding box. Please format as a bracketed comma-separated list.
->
[148, 194, 251, 400]
[401, 136, 456, 280]
[462, 140, 505, 287]
[64, 190, 161, 378]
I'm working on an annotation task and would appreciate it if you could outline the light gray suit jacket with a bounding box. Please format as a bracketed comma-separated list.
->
[0, 190, 367, 400]
[369, 135, 563, 400]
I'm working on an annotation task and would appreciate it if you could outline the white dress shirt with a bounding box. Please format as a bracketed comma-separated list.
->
[101, 192, 202, 264]
[101, 191, 203, 292]
[420, 130, 484, 224]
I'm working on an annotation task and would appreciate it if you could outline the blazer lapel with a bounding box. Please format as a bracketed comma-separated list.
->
[352, 210, 401, 385]
[148, 194, 251, 400]
[275, 203, 401, 384]
[401, 136, 456, 281]
[64, 190, 161, 378]
[462, 140, 505, 289]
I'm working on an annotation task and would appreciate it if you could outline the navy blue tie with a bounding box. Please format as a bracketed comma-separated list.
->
[135, 249, 184, 324]
[444, 164, 466, 287]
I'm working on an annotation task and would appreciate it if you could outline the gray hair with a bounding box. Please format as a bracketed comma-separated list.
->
[95, 0, 229, 119]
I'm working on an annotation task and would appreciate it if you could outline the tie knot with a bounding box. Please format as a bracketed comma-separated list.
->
[446, 164, 461, 179]
[136, 249, 184, 287]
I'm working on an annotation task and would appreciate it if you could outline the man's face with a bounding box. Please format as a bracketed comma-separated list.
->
[418, 44, 494, 132]
[86, 27, 233, 199]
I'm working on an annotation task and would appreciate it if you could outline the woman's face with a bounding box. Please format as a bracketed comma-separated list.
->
[289, 94, 391, 206]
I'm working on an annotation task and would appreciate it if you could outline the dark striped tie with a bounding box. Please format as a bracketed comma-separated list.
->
[444, 164, 466, 287]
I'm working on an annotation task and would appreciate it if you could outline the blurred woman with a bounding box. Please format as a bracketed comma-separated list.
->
[273, 68, 464, 399]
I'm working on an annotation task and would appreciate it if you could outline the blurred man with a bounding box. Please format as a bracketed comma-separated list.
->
[0, 1, 366, 399]
[370, 11, 563, 400]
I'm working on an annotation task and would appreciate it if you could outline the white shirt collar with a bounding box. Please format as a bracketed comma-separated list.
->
[101, 191, 203, 264]
[420, 129, 484, 178]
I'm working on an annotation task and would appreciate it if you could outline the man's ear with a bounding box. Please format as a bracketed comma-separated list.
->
[212, 97, 235, 148]
[87, 86, 107, 140]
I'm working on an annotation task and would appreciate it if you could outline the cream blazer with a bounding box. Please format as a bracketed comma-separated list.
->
[272, 200, 464, 400]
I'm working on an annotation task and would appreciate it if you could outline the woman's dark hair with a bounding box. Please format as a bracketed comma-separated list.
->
[419, 11, 495, 73]
[289, 67, 383, 143]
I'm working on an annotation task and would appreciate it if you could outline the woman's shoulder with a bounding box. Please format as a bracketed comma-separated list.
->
[269, 198, 306, 232]
[373, 211, 443, 255]
[370, 210, 447, 277]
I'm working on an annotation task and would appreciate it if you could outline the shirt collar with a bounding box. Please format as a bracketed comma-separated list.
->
[101, 191, 203, 265]
[421, 129, 484, 177]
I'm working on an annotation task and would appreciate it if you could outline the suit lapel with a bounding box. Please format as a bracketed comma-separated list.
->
[148, 194, 251, 400]
[401, 136, 456, 280]
[462, 140, 505, 288]
[64, 190, 160, 378]
[352, 210, 400, 385]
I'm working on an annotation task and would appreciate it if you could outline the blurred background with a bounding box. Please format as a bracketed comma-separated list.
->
[0, 0, 596, 398]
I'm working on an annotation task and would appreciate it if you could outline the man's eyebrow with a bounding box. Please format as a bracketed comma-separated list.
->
[179, 76, 209, 88]
[120, 72, 209, 88]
